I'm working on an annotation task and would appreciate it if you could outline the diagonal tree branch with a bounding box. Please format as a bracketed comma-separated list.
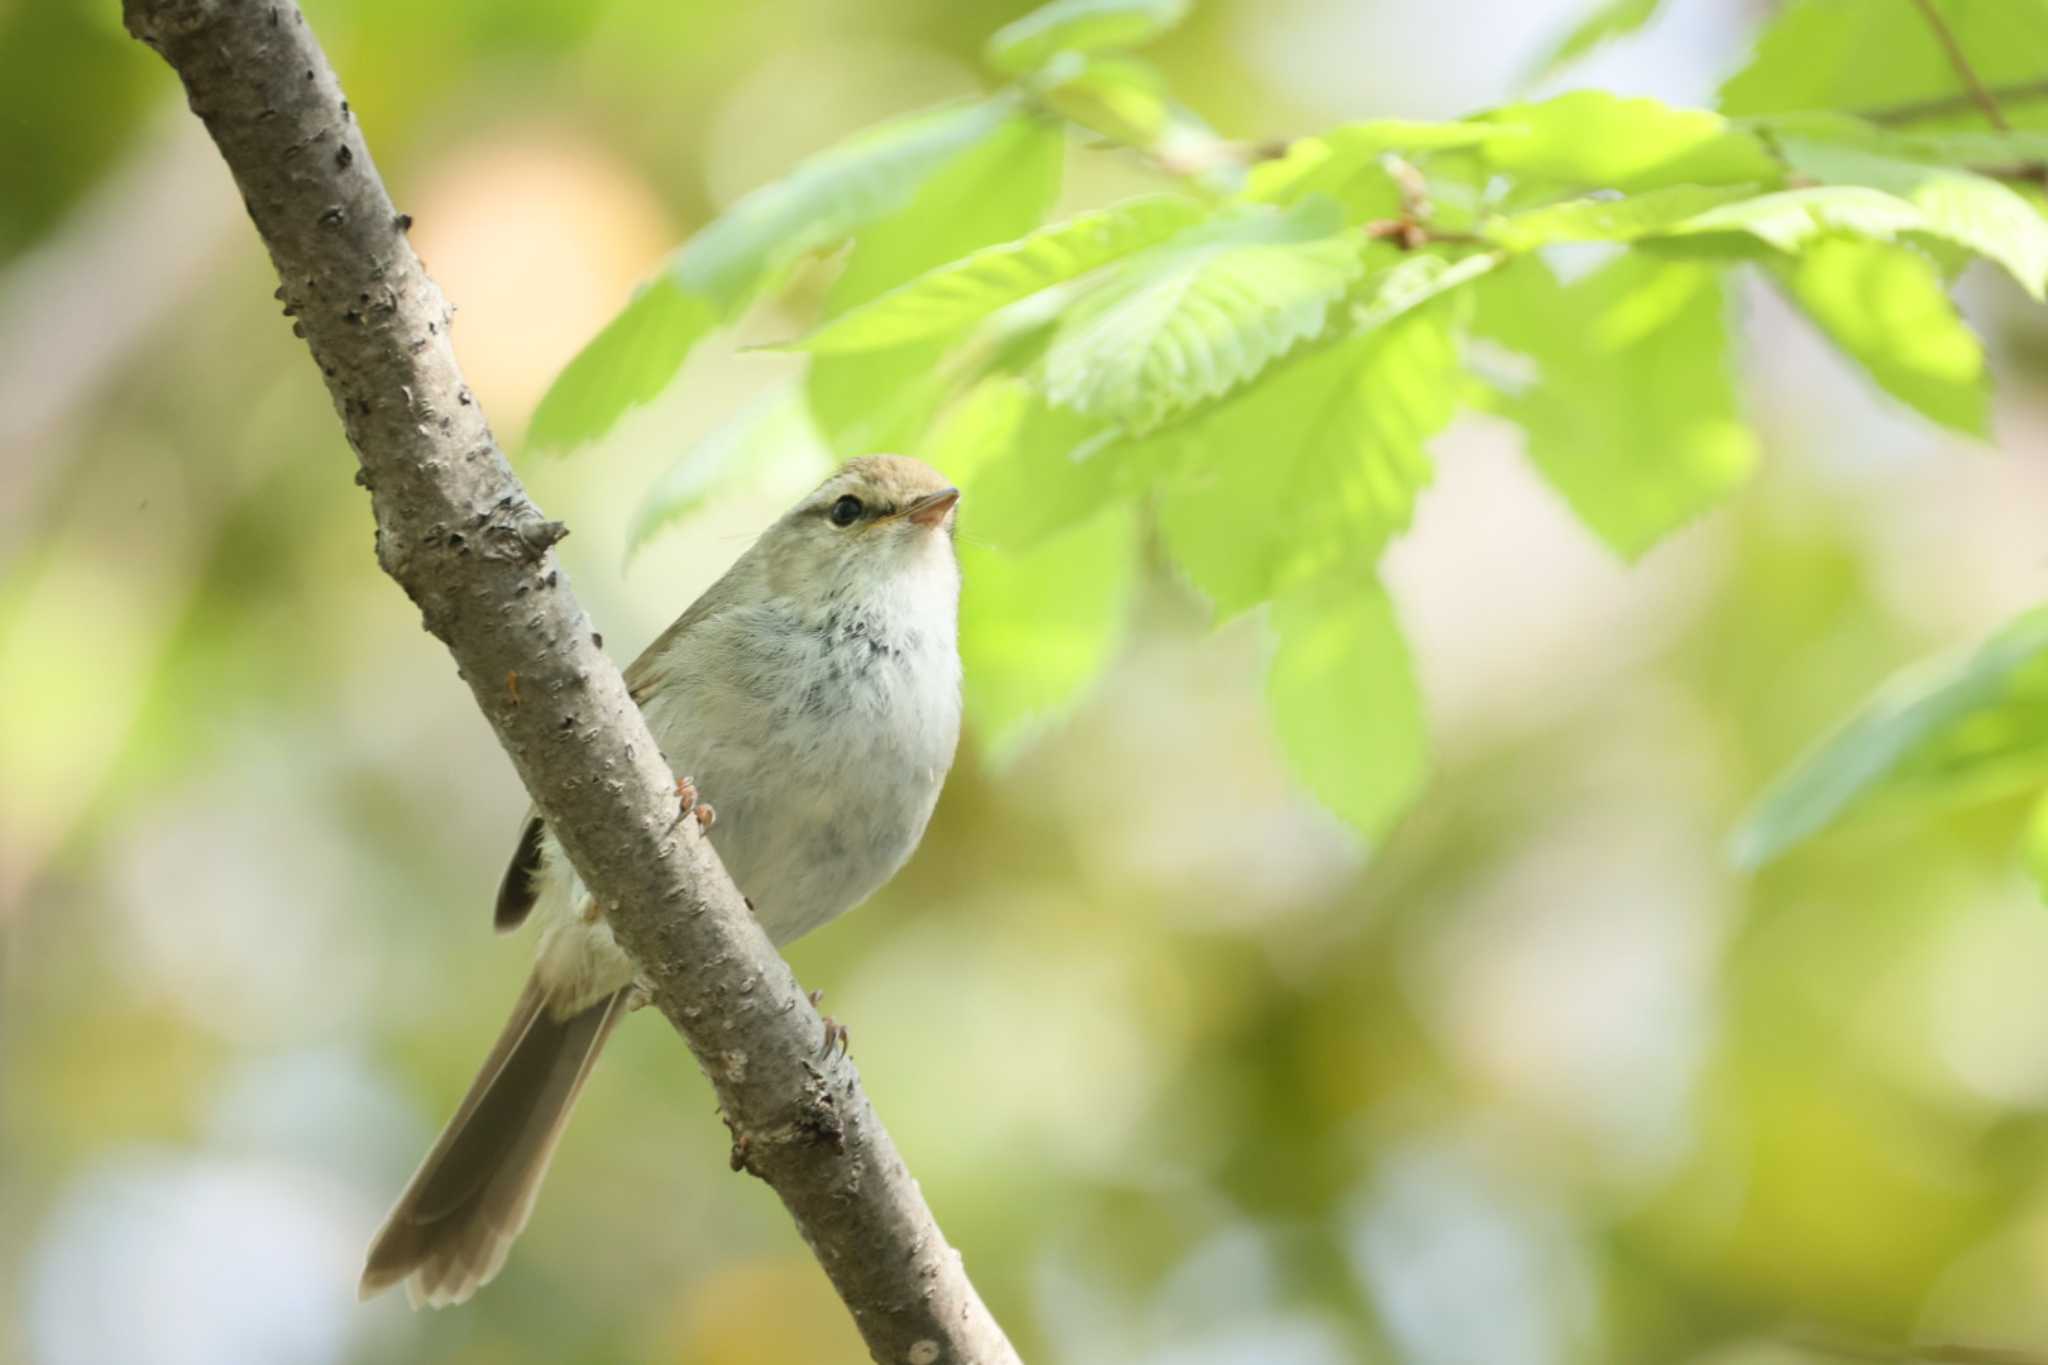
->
[119, 2, 1016, 1361]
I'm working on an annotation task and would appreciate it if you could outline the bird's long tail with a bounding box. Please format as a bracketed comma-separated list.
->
[359, 975, 626, 1308]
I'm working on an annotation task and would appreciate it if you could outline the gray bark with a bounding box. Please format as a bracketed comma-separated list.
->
[119, 3, 1017, 1361]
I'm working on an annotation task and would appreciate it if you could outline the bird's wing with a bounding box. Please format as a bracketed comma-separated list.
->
[494, 812, 546, 932]
[495, 567, 746, 930]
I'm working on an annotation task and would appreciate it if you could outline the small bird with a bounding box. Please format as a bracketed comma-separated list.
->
[360, 455, 963, 1308]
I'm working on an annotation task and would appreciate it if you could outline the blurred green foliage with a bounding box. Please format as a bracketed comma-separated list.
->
[533, 0, 2048, 842]
[10, 2, 2048, 1364]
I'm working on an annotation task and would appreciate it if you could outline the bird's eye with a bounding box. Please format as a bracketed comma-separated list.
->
[828, 495, 864, 528]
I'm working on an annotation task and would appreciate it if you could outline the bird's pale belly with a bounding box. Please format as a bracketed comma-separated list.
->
[531, 619, 957, 1015]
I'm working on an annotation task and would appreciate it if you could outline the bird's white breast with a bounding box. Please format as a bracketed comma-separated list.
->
[531, 552, 960, 1013]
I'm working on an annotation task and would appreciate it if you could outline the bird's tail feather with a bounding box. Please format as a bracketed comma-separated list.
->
[359, 975, 625, 1308]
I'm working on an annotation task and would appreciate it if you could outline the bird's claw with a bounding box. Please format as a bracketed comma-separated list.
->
[809, 988, 849, 1058]
[670, 776, 715, 833]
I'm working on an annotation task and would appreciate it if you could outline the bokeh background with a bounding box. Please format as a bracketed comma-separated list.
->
[9, 1, 2048, 1362]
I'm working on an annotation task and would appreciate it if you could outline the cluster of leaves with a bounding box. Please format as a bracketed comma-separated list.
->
[531, 0, 2048, 846]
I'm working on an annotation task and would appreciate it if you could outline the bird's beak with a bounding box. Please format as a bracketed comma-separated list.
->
[902, 487, 960, 528]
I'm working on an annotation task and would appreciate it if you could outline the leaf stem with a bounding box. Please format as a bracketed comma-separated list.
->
[1905, 0, 2012, 130]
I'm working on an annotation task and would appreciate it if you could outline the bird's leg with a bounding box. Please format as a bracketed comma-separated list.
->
[669, 775, 715, 833]
[809, 987, 850, 1058]
[718, 1107, 755, 1174]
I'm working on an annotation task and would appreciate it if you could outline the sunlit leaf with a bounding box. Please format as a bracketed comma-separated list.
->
[905, 294, 1155, 717]
[915, 374, 1038, 489]
[1484, 183, 1767, 251]
[1721, 0, 2048, 124]
[807, 114, 1064, 456]
[1346, 250, 1504, 331]
[934, 377, 1170, 554]
[1667, 184, 1931, 251]
[1529, 0, 1667, 80]
[959, 505, 1139, 764]
[526, 278, 715, 455]
[1475, 253, 1756, 560]
[1268, 577, 1428, 842]
[625, 385, 831, 554]
[985, 0, 1189, 75]
[1477, 91, 1781, 192]
[1743, 110, 2048, 166]
[2024, 788, 2048, 902]
[1772, 135, 2048, 297]
[1041, 54, 1174, 146]
[676, 97, 1023, 316]
[791, 196, 1205, 354]
[1735, 605, 2048, 868]
[1768, 235, 1990, 434]
[529, 99, 1020, 453]
[1160, 305, 1461, 617]
[1867, 125, 2048, 165]
[1039, 198, 1366, 432]
[1246, 120, 1493, 221]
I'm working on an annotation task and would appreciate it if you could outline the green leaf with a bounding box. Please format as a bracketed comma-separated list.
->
[1735, 605, 2048, 868]
[1721, 0, 2048, 124]
[675, 97, 1022, 317]
[924, 382, 1142, 768]
[1268, 577, 1429, 842]
[528, 98, 1022, 453]
[1160, 304, 1462, 617]
[986, 0, 1189, 75]
[625, 385, 832, 554]
[1246, 120, 1493, 221]
[1528, 0, 1667, 80]
[943, 379, 1129, 552]
[1040, 54, 1174, 146]
[1743, 111, 2048, 166]
[2023, 788, 2048, 902]
[526, 278, 715, 454]
[1475, 254, 1757, 560]
[1769, 235, 1990, 435]
[1484, 183, 1767, 251]
[1772, 135, 2048, 297]
[791, 196, 1206, 354]
[916, 374, 1035, 488]
[1667, 184, 1932, 251]
[1868, 125, 2048, 165]
[1347, 249, 1505, 330]
[959, 505, 1139, 763]
[807, 114, 1064, 456]
[1478, 91, 1781, 192]
[1039, 198, 1367, 432]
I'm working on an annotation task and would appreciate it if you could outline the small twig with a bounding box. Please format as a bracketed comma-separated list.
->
[1787, 1328, 2048, 1365]
[1905, 0, 2011, 129]
[1863, 78, 2048, 126]
[1361, 219, 1482, 250]
[1971, 161, 2048, 187]
[1362, 154, 1482, 250]
[1384, 153, 1434, 221]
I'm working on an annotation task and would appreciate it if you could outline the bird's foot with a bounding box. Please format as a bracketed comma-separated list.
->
[670, 775, 715, 833]
[809, 988, 850, 1059]
[718, 1108, 755, 1173]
